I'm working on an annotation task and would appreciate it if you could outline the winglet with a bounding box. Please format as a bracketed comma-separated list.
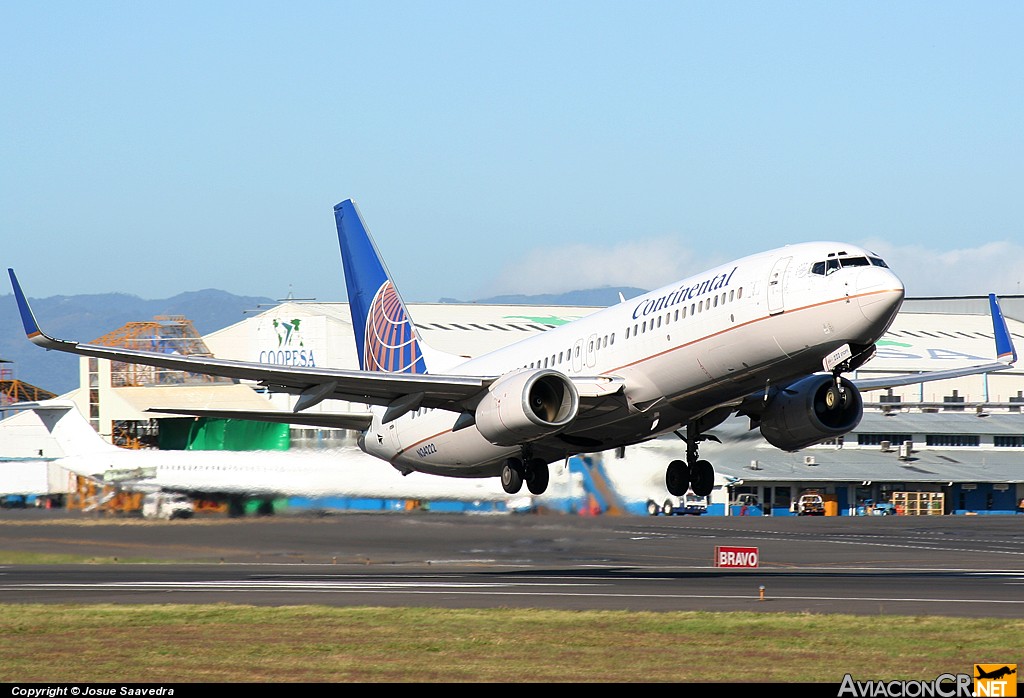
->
[7, 269, 77, 352]
[8, 269, 48, 346]
[990, 293, 1016, 364]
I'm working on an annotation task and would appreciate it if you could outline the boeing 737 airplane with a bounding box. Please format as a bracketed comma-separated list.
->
[5, 401, 512, 512]
[8, 199, 1017, 500]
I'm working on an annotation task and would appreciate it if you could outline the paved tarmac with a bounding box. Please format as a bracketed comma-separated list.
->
[0, 509, 1021, 617]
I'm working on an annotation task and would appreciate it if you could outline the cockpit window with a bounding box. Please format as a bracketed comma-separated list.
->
[811, 253, 889, 275]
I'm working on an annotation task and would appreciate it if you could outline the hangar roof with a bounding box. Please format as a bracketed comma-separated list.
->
[708, 445, 1024, 485]
[204, 301, 602, 360]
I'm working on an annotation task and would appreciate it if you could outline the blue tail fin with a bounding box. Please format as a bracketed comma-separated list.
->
[334, 199, 428, 374]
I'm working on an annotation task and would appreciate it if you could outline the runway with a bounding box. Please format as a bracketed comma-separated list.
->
[0, 511, 1022, 617]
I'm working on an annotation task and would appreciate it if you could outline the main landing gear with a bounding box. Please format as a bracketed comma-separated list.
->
[500, 456, 550, 495]
[824, 370, 851, 411]
[666, 422, 716, 498]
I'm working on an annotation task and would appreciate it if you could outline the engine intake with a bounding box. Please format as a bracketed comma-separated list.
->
[759, 375, 863, 451]
[475, 369, 579, 447]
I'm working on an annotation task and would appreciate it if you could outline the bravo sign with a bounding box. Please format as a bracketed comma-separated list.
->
[715, 546, 759, 568]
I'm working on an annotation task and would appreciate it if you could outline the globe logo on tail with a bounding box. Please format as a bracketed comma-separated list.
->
[363, 281, 426, 373]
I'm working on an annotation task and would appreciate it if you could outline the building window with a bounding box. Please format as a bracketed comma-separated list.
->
[857, 434, 912, 447]
[994, 436, 1024, 448]
[925, 434, 980, 447]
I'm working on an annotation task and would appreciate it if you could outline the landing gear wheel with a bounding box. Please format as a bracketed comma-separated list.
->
[646, 500, 660, 516]
[825, 384, 846, 410]
[689, 459, 715, 498]
[525, 458, 550, 495]
[662, 500, 675, 516]
[501, 458, 524, 494]
[666, 459, 689, 496]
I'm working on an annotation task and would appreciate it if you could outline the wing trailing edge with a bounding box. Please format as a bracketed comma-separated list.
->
[145, 408, 374, 431]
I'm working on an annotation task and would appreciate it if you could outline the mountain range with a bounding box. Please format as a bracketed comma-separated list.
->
[1, 287, 641, 396]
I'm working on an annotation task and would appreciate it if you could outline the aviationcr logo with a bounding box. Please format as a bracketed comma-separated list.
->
[974, 664, 1017, 697]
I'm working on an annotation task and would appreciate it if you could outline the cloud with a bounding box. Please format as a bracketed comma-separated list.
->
[481, 238, 725, 296]
[859, 239, 1024, 297]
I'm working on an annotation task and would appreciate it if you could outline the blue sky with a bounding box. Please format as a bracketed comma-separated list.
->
[2, 2, 1022, 302]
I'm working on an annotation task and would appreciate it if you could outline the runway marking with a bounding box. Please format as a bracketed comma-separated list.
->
[3, 581, 1023, 607]
[622, 529, 1024, 556]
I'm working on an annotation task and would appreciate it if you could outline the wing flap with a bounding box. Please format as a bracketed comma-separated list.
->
[145, 408, 374, 431]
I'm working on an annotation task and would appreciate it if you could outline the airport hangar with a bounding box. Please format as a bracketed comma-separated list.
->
[2, 295, 1023, 516]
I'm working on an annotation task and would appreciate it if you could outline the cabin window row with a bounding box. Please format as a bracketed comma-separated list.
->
[524, 333, 617, 371]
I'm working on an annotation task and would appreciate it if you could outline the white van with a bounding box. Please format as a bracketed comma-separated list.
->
[141, 492, 195, 520]
[646, 492, 707, 516]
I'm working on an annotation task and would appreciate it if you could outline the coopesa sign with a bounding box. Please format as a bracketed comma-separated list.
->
[715, 546, 759, 568]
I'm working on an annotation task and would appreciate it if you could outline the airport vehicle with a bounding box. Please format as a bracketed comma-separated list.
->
[857, 499, 897, 515]
[6, 402, 511, 515]
[732, 493, 762, 515]
[141, 492, 194, 520]
[648, 491, 707, 516]
[871, 501, 897, 516]
[8, 199, 1017, 500]
[797, 490, 826, 516]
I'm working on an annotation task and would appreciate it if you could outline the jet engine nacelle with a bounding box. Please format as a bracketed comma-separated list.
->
[759, 375, 863, 451]
[475, 369, 579, 447]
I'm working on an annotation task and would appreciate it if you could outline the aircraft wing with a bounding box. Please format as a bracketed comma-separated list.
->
[851, 293, 1017, 392]
[9, 269, 492, 411]
[9, 270, 625, 422]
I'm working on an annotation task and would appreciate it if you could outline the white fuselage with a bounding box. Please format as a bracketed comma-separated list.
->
[363, 242, 905, 478]
[56, 447, 512, 501]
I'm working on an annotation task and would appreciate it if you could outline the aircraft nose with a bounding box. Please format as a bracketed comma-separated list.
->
[856, 267, 905, 324]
